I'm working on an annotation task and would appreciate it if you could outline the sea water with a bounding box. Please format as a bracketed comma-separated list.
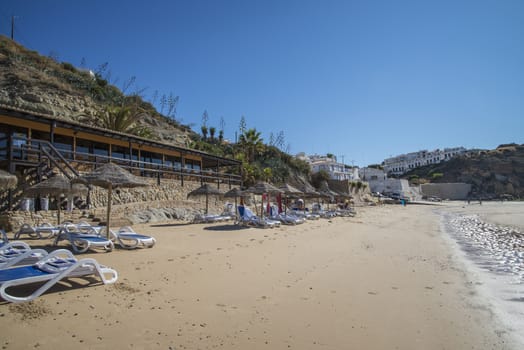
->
[440, 203, 524, 348]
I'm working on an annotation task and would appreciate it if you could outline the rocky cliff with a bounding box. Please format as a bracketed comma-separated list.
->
[404, 144, 524, 199]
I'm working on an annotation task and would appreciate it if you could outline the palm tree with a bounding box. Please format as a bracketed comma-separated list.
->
[201, 125, 208, 140]
[209, 126, 216, 141]
[88, 105, 151, 137]
[238, 128, 265, 162]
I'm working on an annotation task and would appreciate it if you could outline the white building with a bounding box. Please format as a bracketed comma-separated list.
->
[296, 153, 358, 181]
[359, 167, 387, 182]
[383, 147, 466, 176]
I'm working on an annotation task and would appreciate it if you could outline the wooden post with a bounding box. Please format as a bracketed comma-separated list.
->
[216, 160, 220, 189]
[181, 155, 185, 187]
[106, 184, 112, 238]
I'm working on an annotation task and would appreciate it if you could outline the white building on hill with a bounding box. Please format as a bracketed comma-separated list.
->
[296, 153, 358, 181]
[383, 147, 466, 176]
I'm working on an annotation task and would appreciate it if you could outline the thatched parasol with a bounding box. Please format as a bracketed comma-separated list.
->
[317, 181, 339, 210]
[187, 183, 223, 215]
[318, 181, 339, 198]
[278, 183, 303, 213]
[224, 187, 244, 199]
[245, 182, 283, 217]
[245, 181, 283, 195]
[72, 163, 149, 237]
[293, 183, 319, 211]
[278, 183, 303, 196]
[25, 174, 88, 225]
[297, 183, 320, 198]
[224, 187, 245, 220]
[0, 169, 17, 191]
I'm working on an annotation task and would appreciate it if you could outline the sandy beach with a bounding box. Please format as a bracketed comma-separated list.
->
[1, 203, 520, 349]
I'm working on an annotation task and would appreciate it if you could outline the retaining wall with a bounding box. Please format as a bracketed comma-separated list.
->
[420, 183, 472, 200]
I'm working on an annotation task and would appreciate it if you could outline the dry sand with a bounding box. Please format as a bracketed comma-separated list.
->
[0, 204, 518, 349]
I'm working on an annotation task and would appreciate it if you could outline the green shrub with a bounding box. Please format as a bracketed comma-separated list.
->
[61, 62, 76, 72]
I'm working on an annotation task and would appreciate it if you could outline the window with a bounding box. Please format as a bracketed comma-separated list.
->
[0, 126, 7, 159]
[111, 145, 128, 160]
[93, 141, 109, 157]
[53, 135, 73, 158]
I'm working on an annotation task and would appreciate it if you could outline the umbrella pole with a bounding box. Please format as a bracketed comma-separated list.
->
[57, 196, 61, 225]
[106, 184, 112, 238]
[261, 194, 264, 219]
[234, 197, 238, 223]
[205, 194, 209, 214]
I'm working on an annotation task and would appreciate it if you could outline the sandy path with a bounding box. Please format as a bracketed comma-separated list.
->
[0, 205, 515, 349]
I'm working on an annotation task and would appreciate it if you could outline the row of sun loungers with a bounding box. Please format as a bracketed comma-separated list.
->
[234, 204, 355, 228]
[11, 222, 156, 252]
[0, 221, 154, 303]
[0, 232, 118, 303]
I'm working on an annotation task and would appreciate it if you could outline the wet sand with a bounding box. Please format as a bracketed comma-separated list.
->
[437, 201, 524, 348]
[0, 204, 518, 349]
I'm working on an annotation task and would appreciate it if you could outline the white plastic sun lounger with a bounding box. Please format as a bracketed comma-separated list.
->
[1, 229, 9, 244]
[238, 206, 280, 228]
[0, 230, 48, 269]
[0, 243, 48, 270]
[0, 249, 118, 303]
[109, 227, 156, 249]
[54, 228, 114, 253]
[61, 221, 103, 235]
[14, 223, 60, 240]
[193, 213, 232, 224]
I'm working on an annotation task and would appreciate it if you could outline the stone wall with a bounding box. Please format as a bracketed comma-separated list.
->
[420, 183, 472, 200]
[1, 179, 236, 232]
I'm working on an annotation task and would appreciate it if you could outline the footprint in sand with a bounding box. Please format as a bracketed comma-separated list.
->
[9, 300, 51, 321]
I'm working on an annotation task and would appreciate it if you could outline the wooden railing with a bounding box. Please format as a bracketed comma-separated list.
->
[3, 137, 242, 188]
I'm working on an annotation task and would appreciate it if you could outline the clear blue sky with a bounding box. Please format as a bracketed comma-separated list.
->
[2, 0, 523, 166]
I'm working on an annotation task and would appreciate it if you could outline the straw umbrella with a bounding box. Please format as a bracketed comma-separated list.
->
[245, 182, 283, 217]
[224, 187, 244, 221]
[72, 163, 149, 237]
[187, 183, 223, 215]
[296, 183, 320, 211]
[25, 174, 87, 225]
[318, 181, 339, 210]
[0, 169, 17, 190]
[278, 183, 303, 214]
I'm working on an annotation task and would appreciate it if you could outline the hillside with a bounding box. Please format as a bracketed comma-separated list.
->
[0, 35, 192, 146]
[0, 36, 316, 188]
[403, 144, 524, 199]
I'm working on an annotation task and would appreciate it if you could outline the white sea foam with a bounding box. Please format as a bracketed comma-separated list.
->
[440, 209, 524, 348]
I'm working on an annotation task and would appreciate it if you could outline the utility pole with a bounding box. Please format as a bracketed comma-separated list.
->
[11, 16, 16, 40]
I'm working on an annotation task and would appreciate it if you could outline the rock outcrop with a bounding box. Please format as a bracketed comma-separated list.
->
[405, 144, 524, 198]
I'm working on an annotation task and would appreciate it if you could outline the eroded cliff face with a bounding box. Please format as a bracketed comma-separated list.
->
[406, 145, 524, 198]
[0, 36, 192, 146]
[456, 146, 524, 198]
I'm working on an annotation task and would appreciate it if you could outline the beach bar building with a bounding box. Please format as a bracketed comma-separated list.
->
[0, 104, 241, 212]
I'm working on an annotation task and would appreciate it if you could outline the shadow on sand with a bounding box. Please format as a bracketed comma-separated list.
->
[203, 224, 251, 231]
[149, 223, 193, 228]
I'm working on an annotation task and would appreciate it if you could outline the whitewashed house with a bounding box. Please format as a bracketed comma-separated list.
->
[383, 147, 466, 176]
